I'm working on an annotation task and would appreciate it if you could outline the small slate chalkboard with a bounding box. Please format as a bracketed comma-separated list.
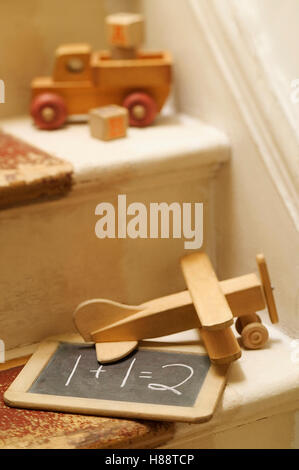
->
[30, 343, 210, 407]
[4, 337, 228, 423]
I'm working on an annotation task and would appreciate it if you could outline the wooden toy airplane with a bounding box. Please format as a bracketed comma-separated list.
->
[74, 253, 279, 365]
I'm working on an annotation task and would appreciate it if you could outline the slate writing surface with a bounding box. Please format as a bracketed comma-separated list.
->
[29, 343, 211, 407]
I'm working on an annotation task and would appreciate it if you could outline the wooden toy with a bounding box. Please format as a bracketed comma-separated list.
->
[4, 335, 229, 423]
[110, 46, 137, 60]
[106, 13, 144, 49]
[74, 298, 241, 365]
[31, 42, 171, 129]
[181, 252, 234, 330]
[74, 253, 278, 364]
[89, 105, 128, 141]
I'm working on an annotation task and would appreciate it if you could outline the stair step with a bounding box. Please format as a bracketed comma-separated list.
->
[0, 114, 230, 351]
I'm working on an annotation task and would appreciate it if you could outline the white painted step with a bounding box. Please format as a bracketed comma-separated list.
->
[1, 114, 229, 186]
[0, 114, 230, 350]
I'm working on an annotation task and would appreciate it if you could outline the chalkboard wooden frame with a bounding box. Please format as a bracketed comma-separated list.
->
[4, 337, 229, 423]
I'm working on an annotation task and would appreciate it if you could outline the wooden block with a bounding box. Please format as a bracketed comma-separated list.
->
[181, 253, 234, 331]
[89, 105, 128, 141]
[110, 46, 137, 60]
[106, 13, 144, 48]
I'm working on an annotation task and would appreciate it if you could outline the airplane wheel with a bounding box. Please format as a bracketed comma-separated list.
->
[123, 92, 157, 127]
[31, 93, 68, 130]
[241, 322, 269, 349]
[235, 313, 261, 335]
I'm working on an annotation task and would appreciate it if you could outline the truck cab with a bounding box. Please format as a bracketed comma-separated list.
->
[53, 43, 93, 83]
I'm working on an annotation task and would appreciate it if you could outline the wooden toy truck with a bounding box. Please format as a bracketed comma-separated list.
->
[31, 43, 172, 130]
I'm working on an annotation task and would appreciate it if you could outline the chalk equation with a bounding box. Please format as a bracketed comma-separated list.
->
[30, 343, 211, 407]
[66, 355, 195, 396]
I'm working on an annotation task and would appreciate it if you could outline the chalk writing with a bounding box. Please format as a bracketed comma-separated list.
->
[65, 354, 81, 386]
[66, 355, 194, 397]
[90, 364, 107, 379]
[29, 344, 210, 407]
[120, 358, 136, 388]
[148, 364, 194, 396]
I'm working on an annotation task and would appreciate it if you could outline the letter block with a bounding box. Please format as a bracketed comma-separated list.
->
[89, 105, 128, 141]
[106, 13, 144, 48]
[110, 46, 137, 60]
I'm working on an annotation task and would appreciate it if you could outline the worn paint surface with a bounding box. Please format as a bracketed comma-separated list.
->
[0, 131, 73, 208]
[0, 366, 174, 449]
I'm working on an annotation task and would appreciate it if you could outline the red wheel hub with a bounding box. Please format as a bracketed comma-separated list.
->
[123, 92, 157, 127]
[31, 93, 68, 130]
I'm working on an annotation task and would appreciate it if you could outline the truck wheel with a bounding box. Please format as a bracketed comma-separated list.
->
[31, 93, 68, 130]
[123, 92, 157, 127]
